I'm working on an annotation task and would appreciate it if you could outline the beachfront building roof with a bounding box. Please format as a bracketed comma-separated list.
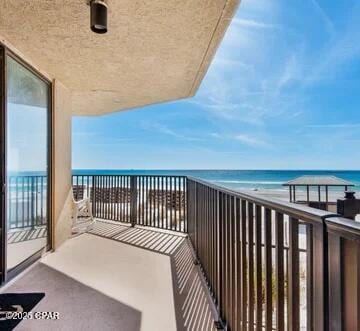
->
[283, 175, 354, 203]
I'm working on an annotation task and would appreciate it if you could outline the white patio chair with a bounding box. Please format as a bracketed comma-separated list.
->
[72, 190, 95, 235]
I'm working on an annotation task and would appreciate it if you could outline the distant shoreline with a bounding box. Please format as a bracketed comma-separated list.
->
[71, 169, 360, 197]
[239, 187, 350, 202]
[10, 169, 360, 193]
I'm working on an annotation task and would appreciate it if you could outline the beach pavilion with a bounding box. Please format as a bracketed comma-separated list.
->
[283, 175, 354, 210]
[0, 2, 360, 330]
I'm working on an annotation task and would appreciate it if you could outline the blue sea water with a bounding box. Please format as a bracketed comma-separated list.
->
[72, 170, 360, 192]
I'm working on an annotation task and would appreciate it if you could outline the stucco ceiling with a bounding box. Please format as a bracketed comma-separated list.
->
[0, 0, 239, 115]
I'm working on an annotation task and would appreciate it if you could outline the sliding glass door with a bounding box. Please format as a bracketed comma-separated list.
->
[0, 46, 51, 281]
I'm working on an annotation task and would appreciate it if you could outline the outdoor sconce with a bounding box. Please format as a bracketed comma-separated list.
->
[90, 0, 108, 34]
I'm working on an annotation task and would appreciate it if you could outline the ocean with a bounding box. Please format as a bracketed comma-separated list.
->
[72, 170, 360, 192]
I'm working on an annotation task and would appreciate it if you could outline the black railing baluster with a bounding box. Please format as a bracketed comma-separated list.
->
[121, 175, 124, 222]
[35, 177, 39, 226]
[152, 176, 155, 227]
[241, 199, 247, 330]
[76, 175, 79, 199]
[117, 175, 120, 221]
[30, 176, 34, 227]
[106, 176, 109, 220]
[27, 177, 31, 228]
[248, 202, 255, 331]
[91, 175, 95, 217]
[306, 224, 313, 331]
[41, 176, 44, 224]
[264, 207, 272, 331]
[101, 175, 105, 219]
[158, 176, 166, 229]
[111, 175, 115, 220]
[255, 205, 262, 331]
[220, 192, 225, 320]
[141, 176, 144, 225]
[145, 176, 148, 226]
[9, 177, 12, 229]
[127, 175, 129, 223]
[176, 177, 182, 231]
[275, 211, 285, 331]
[156, 176, 159, 228]
[288, 217, 300, 331]
[169, 176, 173, 229]
[15, 177, 19, 229]
[236, 197, 241, 331]
[130, 176, 137, 227]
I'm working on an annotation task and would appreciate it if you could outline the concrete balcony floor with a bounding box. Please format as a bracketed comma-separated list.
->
[1, 220, 217, 331]
[7, 227, 47, 269]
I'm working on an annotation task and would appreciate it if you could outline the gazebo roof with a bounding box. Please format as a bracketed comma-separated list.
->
[283, 175, 354, 187]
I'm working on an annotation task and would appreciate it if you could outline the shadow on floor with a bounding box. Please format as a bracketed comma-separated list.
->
[171, 240, 217, 331]
[2, 263, 141, 331]
[88, 219, 185, 255]
[8, 227, 47, 244]
[89, 219, 217, 331]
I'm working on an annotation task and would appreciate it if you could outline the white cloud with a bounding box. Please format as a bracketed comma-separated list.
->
[212, 58, 252, 70]
[303, 3, 360, 85]
[309, 0, 335, 37]
[73, 132, 99, 137]
[142, 122, 204, 142]
[234, 134, 269, 147]
[307, 123, 360, 129]
[191, 0, 360, 154]
[232, 18, 279, 30]
[210, 131, 270, 148]
[276, 53, 301, 90]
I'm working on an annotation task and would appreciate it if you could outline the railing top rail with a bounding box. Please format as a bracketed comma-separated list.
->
[325, 216, 360, 240]
[187, 176, 337, 223]
[8, 175, 47, 178]
[72, 174, 187, 178]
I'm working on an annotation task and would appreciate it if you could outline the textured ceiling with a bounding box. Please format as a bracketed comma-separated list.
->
[0, 0, 239, 115]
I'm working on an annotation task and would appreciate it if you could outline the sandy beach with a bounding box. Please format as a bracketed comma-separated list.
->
[234, 187, 360, 221]
[242, 187, 353, 202]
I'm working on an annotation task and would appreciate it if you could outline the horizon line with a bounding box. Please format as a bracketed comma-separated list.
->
[72, 168, 360, 171]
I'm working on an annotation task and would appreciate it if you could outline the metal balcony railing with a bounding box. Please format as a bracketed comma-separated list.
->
[7, 175, 48, 229]
[72, 174, 360, 330]
[72, 174, 187, 232]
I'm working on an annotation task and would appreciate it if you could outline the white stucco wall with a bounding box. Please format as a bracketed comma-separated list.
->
[52, 80, 72, 249]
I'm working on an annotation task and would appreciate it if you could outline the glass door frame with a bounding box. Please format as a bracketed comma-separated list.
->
[0, 44, 53, 284]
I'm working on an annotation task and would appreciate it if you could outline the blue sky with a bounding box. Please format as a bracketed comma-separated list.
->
[73, 0, 360, 170]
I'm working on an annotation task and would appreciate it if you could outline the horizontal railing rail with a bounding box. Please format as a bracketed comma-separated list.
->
[7, 175, 48, 230]
[72, 174, 187, 232]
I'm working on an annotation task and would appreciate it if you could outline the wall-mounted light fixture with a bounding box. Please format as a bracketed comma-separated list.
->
[90, 0, 108, 34]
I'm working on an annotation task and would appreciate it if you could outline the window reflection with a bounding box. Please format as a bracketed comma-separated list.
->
[6, 56, 49, 270]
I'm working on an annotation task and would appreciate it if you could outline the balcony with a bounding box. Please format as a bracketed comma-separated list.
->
[3, 219, 216, 331]
[2, 174, 360, 330]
